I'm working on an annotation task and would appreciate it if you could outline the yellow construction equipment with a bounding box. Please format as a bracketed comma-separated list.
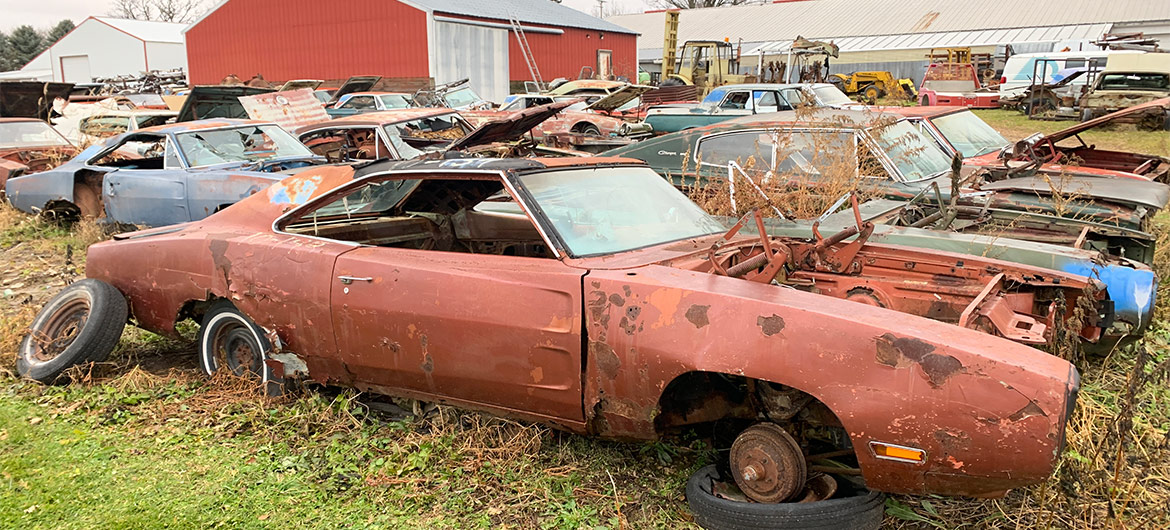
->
[659, 11, 753, 94]
[829, 71, 918, 101]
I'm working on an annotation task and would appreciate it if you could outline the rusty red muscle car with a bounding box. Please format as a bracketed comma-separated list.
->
[0, 118, 78, 196]
[20, 157, 1079, 512]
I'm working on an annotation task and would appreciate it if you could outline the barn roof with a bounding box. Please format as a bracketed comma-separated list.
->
[403, 0, 636, 34]
[94, 17, 186, 43]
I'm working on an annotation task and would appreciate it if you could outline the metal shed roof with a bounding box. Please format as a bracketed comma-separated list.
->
[746, 23, 1113, 55]
[406, 0, 636, 33]
[95, 17, 186, 43]
[608, 0, 1170, 47]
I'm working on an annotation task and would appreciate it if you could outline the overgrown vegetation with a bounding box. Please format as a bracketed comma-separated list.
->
[2, 113, 1169, 528]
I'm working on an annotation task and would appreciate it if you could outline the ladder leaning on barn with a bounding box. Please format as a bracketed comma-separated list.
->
[509, 15, 545, 93]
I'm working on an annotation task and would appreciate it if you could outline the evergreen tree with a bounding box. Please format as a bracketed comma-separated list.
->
[47, 20, 75, 45]
[6, 25, 44, 69]
[0, 32, 11, 72]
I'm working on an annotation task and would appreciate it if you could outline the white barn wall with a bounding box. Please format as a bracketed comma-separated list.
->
[49, 21, 147, 82]
[144, 42, 188, 73]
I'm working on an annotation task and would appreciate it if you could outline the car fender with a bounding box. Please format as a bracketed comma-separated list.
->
[4, 168, 78, 214]
[583, 264, 1076, 497]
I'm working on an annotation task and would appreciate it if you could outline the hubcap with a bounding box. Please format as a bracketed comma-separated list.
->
[30, 298, 90, 362]
[212, 322, 264, 379]
[729, 423, 807, 503]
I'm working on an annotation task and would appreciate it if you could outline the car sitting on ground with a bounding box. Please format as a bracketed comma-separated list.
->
[19, 157, 1079, 528]
[605, 109, 1170, 266]
[0, 117, 78, 195]
[326, 92, 414, 118]
[644, 83, 855, 134]
[4, 119, 326, 227]
[1079, 53, 1170, 126]
[891, 102, 1170, 182]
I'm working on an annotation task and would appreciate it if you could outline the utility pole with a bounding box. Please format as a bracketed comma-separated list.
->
[596, 0, 607, 17]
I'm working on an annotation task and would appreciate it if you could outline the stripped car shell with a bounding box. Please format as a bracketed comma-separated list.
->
[83, 158, 1078, 498]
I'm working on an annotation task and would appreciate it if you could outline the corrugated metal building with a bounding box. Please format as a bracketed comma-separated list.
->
[184, 0, 638, 103]
[610, 0, 1170, 83]
[9, 17, 187, 83]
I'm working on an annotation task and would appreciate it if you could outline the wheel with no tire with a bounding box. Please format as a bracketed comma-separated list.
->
[919, 95, 931, 107]
[17, 279, 127, 383]
[686, 465, 885, 530]
[198, 301, 282, 394]
[575, 123, 602, 136]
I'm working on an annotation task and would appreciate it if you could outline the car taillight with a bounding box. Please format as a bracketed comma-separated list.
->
[1000, 76, 1006, 84]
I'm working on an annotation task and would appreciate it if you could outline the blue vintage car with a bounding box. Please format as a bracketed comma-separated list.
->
[644, 83, 856, 134]
[4, 119, 326, 227]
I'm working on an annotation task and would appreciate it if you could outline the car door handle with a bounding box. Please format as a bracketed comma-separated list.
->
[338, 276, 373, 285]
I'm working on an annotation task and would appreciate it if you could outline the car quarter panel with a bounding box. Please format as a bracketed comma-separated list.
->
[582, 264, 1076, 496]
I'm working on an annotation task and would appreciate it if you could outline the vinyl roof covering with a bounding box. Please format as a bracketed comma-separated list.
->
[608, 0, 1170, 46]
[94, 17, 187, 43]
[403, 0, 636, 34]
[746, 23, 1113, 55]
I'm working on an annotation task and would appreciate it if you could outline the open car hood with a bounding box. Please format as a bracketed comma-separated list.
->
[586, 84, 654, 112]
[327, 76, 382, 105]
[277, 79, 323, 92]
[1033, 97, 1170, 145]
[981, 174, 1170, 210]
[448, 100, 576, 151]
[177, 85, 275, 122]
[0, 82, 75, 120]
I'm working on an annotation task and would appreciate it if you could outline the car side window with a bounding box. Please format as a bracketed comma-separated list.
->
[81, 116, 131, 138]
[779, 88, 807, 108]
[163, 137, 183, 169]
[696, 131, 773, 171]
[280, 177, 554, 258]
[299, 127, 385, 161]
[342, 96, 376, 110]
[90, 134, 168, 170]
[720, 91, 750, 110]
[753, 91, 780, 113]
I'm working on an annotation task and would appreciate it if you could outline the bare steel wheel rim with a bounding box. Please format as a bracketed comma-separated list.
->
[729, 423, 807, 503]
[212, 321, 264, 379]
[29, 297, 90, 363]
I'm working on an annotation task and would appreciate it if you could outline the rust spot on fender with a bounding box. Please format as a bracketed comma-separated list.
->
[609, 293, 626, 307]
[875, 333, 964, 387]
[1009, 401, 1047, 422]
[685, 304, 710, 328]
[592, 341, 621, 378]
[209, 239, 231, 285]
[421, 353, 434, 373]
[625, 305, 641, 320]
[757, 314, 785, 336]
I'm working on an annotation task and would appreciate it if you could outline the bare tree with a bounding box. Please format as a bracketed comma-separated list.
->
[109, 0, 208, 23]
[651, 0, 766, 8]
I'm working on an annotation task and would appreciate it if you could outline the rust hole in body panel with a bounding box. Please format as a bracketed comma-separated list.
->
[757, 314, 786, 336]
[686, 304, 711, 328]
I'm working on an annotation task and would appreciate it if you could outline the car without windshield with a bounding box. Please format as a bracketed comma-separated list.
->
[0, 117, 78, 195]
[20, 158, 1080, 515]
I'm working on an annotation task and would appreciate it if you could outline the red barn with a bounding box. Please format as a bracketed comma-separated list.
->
[184, 0, 639, 102]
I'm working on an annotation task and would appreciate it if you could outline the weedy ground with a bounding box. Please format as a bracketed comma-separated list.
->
[1, 110, 1169, 529]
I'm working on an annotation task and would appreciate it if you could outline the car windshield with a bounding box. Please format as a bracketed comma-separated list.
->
[444, 86, 481, 108]
[870, 120, 954, 181]
[517, 167, 726, 257]
[1098, 73, 1170, 91]
[0, 121, 71, 148]
[382, 113, 470, 159]
[929, 110, 1010, 157]
[379, 94, 412, 109]
[812, 86, 853, 106]
[175, 124, 313, 167]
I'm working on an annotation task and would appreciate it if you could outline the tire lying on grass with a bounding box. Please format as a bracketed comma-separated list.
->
[17, 279, 128, 383]
[686, 464, 884, 530]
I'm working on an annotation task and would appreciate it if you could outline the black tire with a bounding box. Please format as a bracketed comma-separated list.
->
[17, 279, 127, 383]
[198, 301, 282, 394]
[919, 95, 930, 107]
[660, 78, 685, 87]
[1162, 111, 1170, 131]
[686, 465, 884, 530]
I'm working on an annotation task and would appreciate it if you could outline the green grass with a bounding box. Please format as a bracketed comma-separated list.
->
[972, 109, 1170, 156]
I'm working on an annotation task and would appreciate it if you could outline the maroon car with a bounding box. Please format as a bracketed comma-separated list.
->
[19, 157, 1079, 526]
[0, 118, 78, 196]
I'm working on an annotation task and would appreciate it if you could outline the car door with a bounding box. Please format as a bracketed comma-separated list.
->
[100, 135, 190, 226]
[313, 175, 587, 422]
[714, 90, 753, 118]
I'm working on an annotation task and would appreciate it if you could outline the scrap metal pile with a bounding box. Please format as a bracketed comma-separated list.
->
[5, 59, 1170, 530]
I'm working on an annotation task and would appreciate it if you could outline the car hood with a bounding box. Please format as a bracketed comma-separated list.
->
[177, 86, 276, 122]
[586, 84, 653, 112]
[448, 100, 576, 150]
[1035, 97, 1170, 144]
[979, 174, 1170, 210]
[327, 76, 382, 105]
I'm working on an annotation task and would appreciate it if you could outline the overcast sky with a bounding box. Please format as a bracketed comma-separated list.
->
[2, 0, 654, 33]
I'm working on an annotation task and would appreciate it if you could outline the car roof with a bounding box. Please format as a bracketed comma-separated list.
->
[883, 105, 966, 118]
[298, 108, 461, 131]
[351, 156, 646, 178]
[0, 117, 47, 124]
[715, 83, 832, 91]
[344, 92, 412, 97]
[723, 108, 892, 128]
[135, 119, 271, 135]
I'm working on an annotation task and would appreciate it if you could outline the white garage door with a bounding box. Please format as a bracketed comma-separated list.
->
[60, 55, 92, 83]
[433, 21, 509, 104]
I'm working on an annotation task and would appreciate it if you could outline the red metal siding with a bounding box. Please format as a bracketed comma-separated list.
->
[186, 0, 429, 85]
[510, 27, 638, 82]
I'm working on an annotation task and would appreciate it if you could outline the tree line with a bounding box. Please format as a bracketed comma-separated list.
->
[0, 20, 75, 72]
